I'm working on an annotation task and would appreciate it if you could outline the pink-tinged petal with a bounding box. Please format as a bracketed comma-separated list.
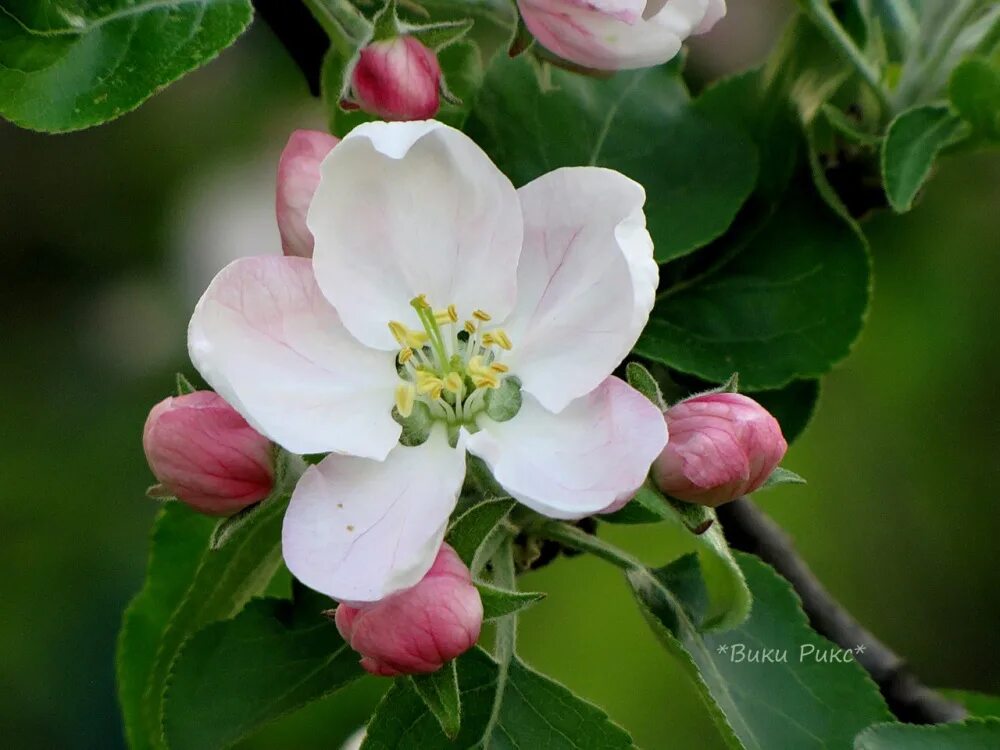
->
[143, 391, 274, 515]
[517, 0, 719, 70]
[308, 121, 523, 350]
[652, 392, 787, 507]
[350, 37, 442, 121]
[503, 167, 657, 414]
[693, 0, 726, 34]
[465, 377, 667, 519]
[275, 130, 339, 258]
[334, 544, 482, 675]
[282, 430, 467, 602]
[188, 256, 400, 459]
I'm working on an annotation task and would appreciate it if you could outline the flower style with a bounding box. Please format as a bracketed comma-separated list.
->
[189, 120, 667, 602]
[517, 0, 727, 71]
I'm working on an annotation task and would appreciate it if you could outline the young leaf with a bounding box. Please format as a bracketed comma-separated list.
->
[117, 498, 287, 749]
[882, 104, 969, 213]
[636, 176, 870, 390]
[163, 590, 363, 750]
[362, 648, 635, 748]
[411, 662, 462, 740]
[950, 56, 1000, 142]
[625, 362, 666, 410]
[854, 718, 1000, 749]
[628, 552, 892, 749]
[476, 582, 545, 620]
[466, 55, 758, 262]
[0, 0, 253, 133]
[446, 497, 515, 570]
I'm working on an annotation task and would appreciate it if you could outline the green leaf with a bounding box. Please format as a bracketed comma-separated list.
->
[757, 466, 807, 491]
[447, 496, 515, 571]
[162, 590, 363, 750]
[625, 362, 666, 410]
[854, 719, 1000, 749]
[820, 103, 883, 146]
[0, 0, 253, 133]
[117, 498, 287, 749]
[476, 582, 545, 620]
[466, 55, 758, 262]
[941, 689, 1000, 718]
[882, 104, 969, 213]
[117, 505, 215, 750]
[411, 662, 462, 740]
[628, 552, 892, 749]
[362, 648, 635, 748]
[636, 177, 871, 390]
[602, 484, 672, 525]
[950, 56, 1000, 141]
[662, 505, 750, 631]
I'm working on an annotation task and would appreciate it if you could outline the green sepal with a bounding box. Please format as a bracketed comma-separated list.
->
[601, 484, 671, 525]
[476, 582, 546, 620]
[757, 466, 807, 492]
[410, 661, 462, 739]
[666, 495, 716, 536]
[393, 401, 433, 446]
[175, 373, 197, 396]
[625, 362, 666, 410]
[484, 377, 522, 422]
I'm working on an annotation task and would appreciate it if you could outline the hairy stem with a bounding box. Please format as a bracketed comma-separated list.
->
[800, 0, 892, 110]
[482, 536, 518, 749]
[717, 497, 967, 724]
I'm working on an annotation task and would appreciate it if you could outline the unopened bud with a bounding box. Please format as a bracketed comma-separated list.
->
[349, 37, 442, 121]
[142, 391, 274, 515]
[333, 544, 482, 676]
[652, 392, 787, 507]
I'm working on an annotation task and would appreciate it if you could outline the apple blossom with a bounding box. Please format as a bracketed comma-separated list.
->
[349, 37, 442, 121]
[275, 129, 339, 258]
[188, 120, 667, 602]
[652, 392, 787, 507]
[142, 391, 274, 515]
[333, 544, 482, 676]
[517, 0, 727, 71]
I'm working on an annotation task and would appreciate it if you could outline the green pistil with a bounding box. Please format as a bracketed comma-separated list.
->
[410, 296, 450, 373]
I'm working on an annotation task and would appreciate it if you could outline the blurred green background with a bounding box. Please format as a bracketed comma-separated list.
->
[2, 3, 998, 748]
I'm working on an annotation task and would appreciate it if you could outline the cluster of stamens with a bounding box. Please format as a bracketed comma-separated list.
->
[390, 295, 514, 425]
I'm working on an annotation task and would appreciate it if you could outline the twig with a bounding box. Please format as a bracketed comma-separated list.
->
[717, 497, 967, 724]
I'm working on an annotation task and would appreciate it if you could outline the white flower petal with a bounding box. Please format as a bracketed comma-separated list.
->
[188, 256, 400, 459]
[466, 377, 667, 519]
[282, 431, 467, 602]
[308, 121, 523, 350]
[502, 167, 657, 413]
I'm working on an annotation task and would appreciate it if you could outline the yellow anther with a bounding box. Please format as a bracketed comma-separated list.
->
[435, 304, 459, 324]
[473, 309, 492, 322]
[414, 370, 437, 387]
[398, 347, 414, 364]
[388, 321, 428, 349]
[417, 375, 445, 398]
[492, 329, 513, 351]
[463, 320, 477, 335]
[394, 383, 416, 418]
[443, 372, 464, 394]
[467, 355, 489, 375]
[490, 362, 510, 373]
[473, 373, 500, 390]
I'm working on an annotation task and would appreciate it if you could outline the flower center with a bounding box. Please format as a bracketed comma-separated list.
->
[388, 294, 517, 431]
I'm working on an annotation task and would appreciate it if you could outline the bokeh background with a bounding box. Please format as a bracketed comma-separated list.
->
[2, 1, 998, 747]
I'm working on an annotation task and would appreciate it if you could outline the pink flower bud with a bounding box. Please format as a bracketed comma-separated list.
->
[516, 0, 727, 71]
[333, 544, 482, 676]
[275, 129, 340, 258]
[652, 392, 787, 507]
[142, 391, 275, 516]
[349, 37, 442, 121]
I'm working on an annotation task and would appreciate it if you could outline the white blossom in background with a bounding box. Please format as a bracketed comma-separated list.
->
[188, 121, 667, 603]
[516, 0, 727, 70]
